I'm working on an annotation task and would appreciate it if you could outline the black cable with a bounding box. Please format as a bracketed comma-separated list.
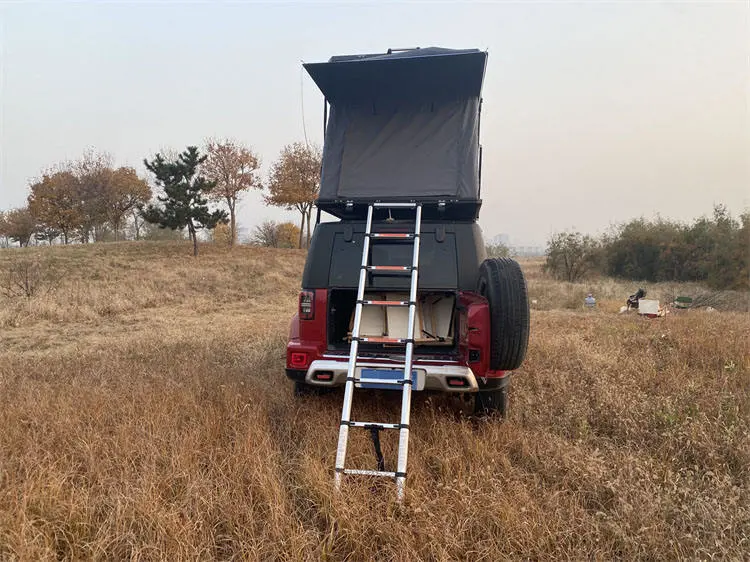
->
[367, 426, 386, 471]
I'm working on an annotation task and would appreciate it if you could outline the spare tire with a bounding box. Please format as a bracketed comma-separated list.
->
[477, 258, 530, 371]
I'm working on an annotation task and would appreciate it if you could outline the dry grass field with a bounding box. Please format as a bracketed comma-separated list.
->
[0, 242, 748, 560]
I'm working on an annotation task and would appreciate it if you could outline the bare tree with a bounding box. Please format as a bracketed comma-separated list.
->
[203, 139, 262, 247]
[128, 208, 145, 241]
[265, 143, 321, 248]
[250, 220, 281, 247]
[249, 220, 301, 248]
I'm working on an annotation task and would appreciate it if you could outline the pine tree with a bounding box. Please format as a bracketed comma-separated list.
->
[142, 146, 227, 256]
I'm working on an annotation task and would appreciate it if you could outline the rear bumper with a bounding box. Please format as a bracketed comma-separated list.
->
[287, 358, 508, 393]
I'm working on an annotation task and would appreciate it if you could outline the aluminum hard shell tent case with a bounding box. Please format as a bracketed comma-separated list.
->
[304, 47, 488, 221]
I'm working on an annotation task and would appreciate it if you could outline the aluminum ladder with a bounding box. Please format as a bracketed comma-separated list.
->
[334, 201, 422, 501]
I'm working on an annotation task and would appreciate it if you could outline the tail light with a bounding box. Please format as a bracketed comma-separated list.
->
[299, 290, 315, 320]
[290, 352, 309, 368]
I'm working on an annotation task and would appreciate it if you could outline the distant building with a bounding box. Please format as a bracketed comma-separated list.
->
[490, 233, 510, 247]
[510, 245, 545, 257]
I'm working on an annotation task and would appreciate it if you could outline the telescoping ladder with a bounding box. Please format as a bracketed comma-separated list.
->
[334, 202, 422, 501]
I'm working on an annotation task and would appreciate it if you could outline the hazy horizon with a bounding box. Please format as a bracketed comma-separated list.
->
[1, 2, 748, 246]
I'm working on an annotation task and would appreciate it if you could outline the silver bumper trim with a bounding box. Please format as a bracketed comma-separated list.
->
[305, 359, 478, 392]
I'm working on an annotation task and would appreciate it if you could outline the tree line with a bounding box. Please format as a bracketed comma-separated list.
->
[0, 140, 321, 255]
[544, 205, 749, 290]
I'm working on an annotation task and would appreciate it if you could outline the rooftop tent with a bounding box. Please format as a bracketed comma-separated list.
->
[304, 47, 487, 103]
[304, 48, 487, 218]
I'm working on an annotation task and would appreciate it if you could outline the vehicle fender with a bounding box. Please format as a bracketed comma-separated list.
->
[288, 312, 300, 340]
[459, 292, 492, 378]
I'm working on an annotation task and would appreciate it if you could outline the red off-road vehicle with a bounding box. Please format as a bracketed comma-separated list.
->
[285, 48, 530, 416]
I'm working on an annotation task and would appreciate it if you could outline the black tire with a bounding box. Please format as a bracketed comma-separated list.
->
[477, 258, 530, 371]
[474, 386, 509, 417]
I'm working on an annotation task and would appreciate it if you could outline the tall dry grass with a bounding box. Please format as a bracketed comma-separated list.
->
[0, 242, 748, 560]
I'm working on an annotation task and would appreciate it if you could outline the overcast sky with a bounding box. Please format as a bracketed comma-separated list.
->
[1, 1, 747, 246]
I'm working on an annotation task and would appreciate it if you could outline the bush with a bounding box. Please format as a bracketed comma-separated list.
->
[212, 222, 233, 246]
[601, 206, 748, 290]
[140, 223, 186, 241]
[486, 242, 510, 259]
[543, 231, 600, 282]
[0, 258, 60, 298]
[249, 221, 300, 248]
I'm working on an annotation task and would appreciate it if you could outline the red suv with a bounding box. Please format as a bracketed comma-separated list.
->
[285, 47, 530, 416]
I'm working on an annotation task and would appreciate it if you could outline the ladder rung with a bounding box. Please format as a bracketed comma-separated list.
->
[355, 377, 410, 386]
[345, 421, 404, 430]
[366, 265, 412, 272]
[371, 202, 418, 208]
[360, 300, 411, 307]
[369, 233, 415, 239]
[342, 468, 397, 478]
[357, 336, 411, 344]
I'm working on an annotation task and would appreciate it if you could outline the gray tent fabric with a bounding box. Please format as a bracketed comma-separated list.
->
[321, 99, 479, 200]
[305, 48, 486, 202]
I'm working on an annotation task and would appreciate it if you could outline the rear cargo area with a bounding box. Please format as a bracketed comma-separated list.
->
[328, 289, 457, 352]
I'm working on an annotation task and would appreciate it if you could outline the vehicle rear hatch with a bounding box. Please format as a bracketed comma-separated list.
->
[325, 219, 459, 355]
[327, 289, 458, 356]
